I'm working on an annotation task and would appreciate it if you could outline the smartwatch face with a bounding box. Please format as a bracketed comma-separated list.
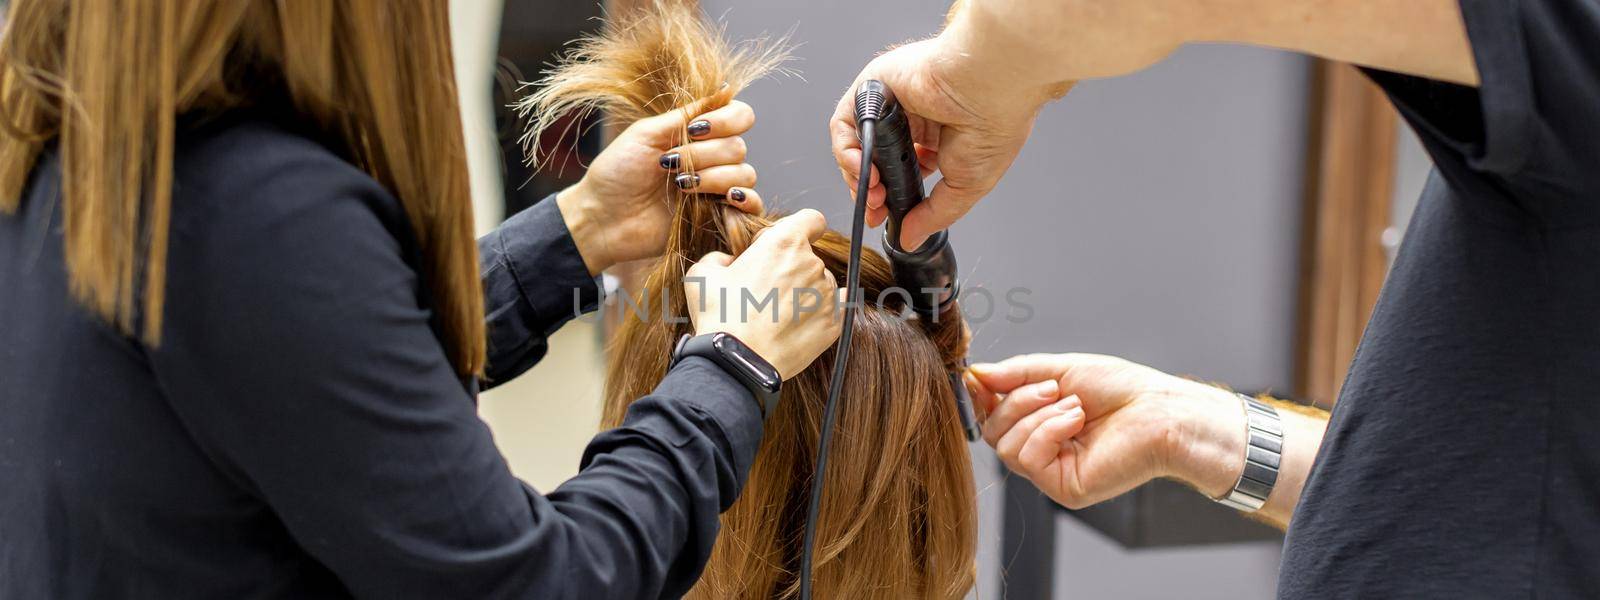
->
[713, 335, 780, 392]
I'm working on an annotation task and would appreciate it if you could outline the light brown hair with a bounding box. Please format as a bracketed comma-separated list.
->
[520, 2, 977, 597]
[0, 1, 485, 375]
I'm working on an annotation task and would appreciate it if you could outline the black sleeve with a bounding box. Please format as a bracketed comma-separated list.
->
[148, 150, 764, 599]
[1362, 0, 1600, 220]
[478, 196, 604, 388]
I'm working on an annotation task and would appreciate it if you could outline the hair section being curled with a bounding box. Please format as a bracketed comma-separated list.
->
[520, 2, 976, 597]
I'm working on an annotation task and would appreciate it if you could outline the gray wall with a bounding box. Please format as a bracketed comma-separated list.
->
[703, 1, 1310, 598]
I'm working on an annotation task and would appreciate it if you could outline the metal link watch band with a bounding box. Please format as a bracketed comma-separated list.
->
[1215, 393, 1282, 513]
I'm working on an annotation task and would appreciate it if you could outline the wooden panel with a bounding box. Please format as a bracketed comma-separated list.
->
[1293, 61, 1398, 408]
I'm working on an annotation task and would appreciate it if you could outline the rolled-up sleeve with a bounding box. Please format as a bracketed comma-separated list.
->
[479, 195, 603, 387]
[1361, 0, 1600, 219]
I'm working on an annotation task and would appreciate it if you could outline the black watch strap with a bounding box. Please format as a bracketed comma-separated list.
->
[669, 332, 782, 418]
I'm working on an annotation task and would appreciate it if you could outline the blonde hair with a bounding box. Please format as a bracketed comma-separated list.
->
[520, 2, 977, 597]
[0, 0, 485, 376]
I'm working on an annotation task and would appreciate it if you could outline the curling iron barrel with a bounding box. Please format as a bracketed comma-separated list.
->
[854, 80, 960, 320]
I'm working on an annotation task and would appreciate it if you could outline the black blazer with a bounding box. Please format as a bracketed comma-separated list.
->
[0, 111, 759, 599]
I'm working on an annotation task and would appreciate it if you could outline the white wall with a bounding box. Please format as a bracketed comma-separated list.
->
[452, 0, 507, 236]
[451, 0, 609, 493]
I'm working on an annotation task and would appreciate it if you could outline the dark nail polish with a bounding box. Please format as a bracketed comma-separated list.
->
[687, 120, 711, 137]
[659, 152, 680, 170]
[729, 188, 746, 202]
[675, 173, 700, 189]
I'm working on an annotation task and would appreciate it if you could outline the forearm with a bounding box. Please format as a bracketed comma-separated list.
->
[1252, 401, 1329, 527]
[542, 357, 763, 598]
[943, 0, 1478, 87]
[478, 195, 603, 385]
[942, 0, 1184, 84]
[1196, 0, 1479, 85]
[1169, 388, 1328, 529]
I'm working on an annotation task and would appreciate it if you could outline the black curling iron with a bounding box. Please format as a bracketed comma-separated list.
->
[854, 79, 980, 442]
[856, 80, 961, 320]
[798, 79, 982, 600]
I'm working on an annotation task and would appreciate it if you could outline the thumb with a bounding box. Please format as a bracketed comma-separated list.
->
[691, 251, 735, 271]
[687, 252, 735, 283]
[899, 177, 983, 250]
[745, 209, 827, 258]
[969, 354, 1068, 395]
[964, 370, 1000, 420]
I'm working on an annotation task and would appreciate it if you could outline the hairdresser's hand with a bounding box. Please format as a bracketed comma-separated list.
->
[830, 38, 1068, 250]
[559, 94, 764, 276]
[685, 210, 841, 380]
[964, 353, 1245, 509]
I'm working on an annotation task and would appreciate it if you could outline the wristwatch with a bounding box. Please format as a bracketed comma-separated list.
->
[1215, 393, 1282, 513]
[669, 332, 782, 419]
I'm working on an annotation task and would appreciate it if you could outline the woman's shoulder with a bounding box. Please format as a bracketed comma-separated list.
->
[166, 110, 413, 251]
[160, 110, 424, 297]
[169, 109, 403, 224]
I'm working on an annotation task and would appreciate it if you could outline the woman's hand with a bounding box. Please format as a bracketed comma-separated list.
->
[558, 94, 765, 276]
[684, 210, 841, 380]
[965, 353, 1246, 509]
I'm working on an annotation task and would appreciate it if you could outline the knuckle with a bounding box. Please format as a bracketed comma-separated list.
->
[766, 229, 800, 248]
[1058, 495, 1089, 511]
[1020, 452, 1047, 473]
[997, 442, 1019, 464]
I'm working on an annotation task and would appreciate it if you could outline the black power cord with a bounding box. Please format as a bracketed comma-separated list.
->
[798, 88, 882, 600]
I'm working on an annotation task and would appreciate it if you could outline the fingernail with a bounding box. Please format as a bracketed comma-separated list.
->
[687, 120, 711, 138]
[729, 188, 746, 203]
[964, 375, 982, 398]
[659, 152, 680, 170]
[969, 363, 995, 375]
[675, 173, 700, 190]
[1063, 406, 1085, 420]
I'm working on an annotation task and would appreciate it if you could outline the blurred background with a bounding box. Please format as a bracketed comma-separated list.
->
[452, 1, 1433, 598]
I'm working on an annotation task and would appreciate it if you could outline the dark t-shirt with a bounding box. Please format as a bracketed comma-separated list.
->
[1280, 0, 1600, 597]
[0, 113, 762, 598]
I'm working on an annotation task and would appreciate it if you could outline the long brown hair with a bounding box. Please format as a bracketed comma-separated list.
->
[0, 0, 485, 376]
[521, 2, 977, 597]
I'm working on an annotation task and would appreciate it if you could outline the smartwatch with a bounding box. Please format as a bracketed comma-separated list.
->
[669, 332, 782, 419]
